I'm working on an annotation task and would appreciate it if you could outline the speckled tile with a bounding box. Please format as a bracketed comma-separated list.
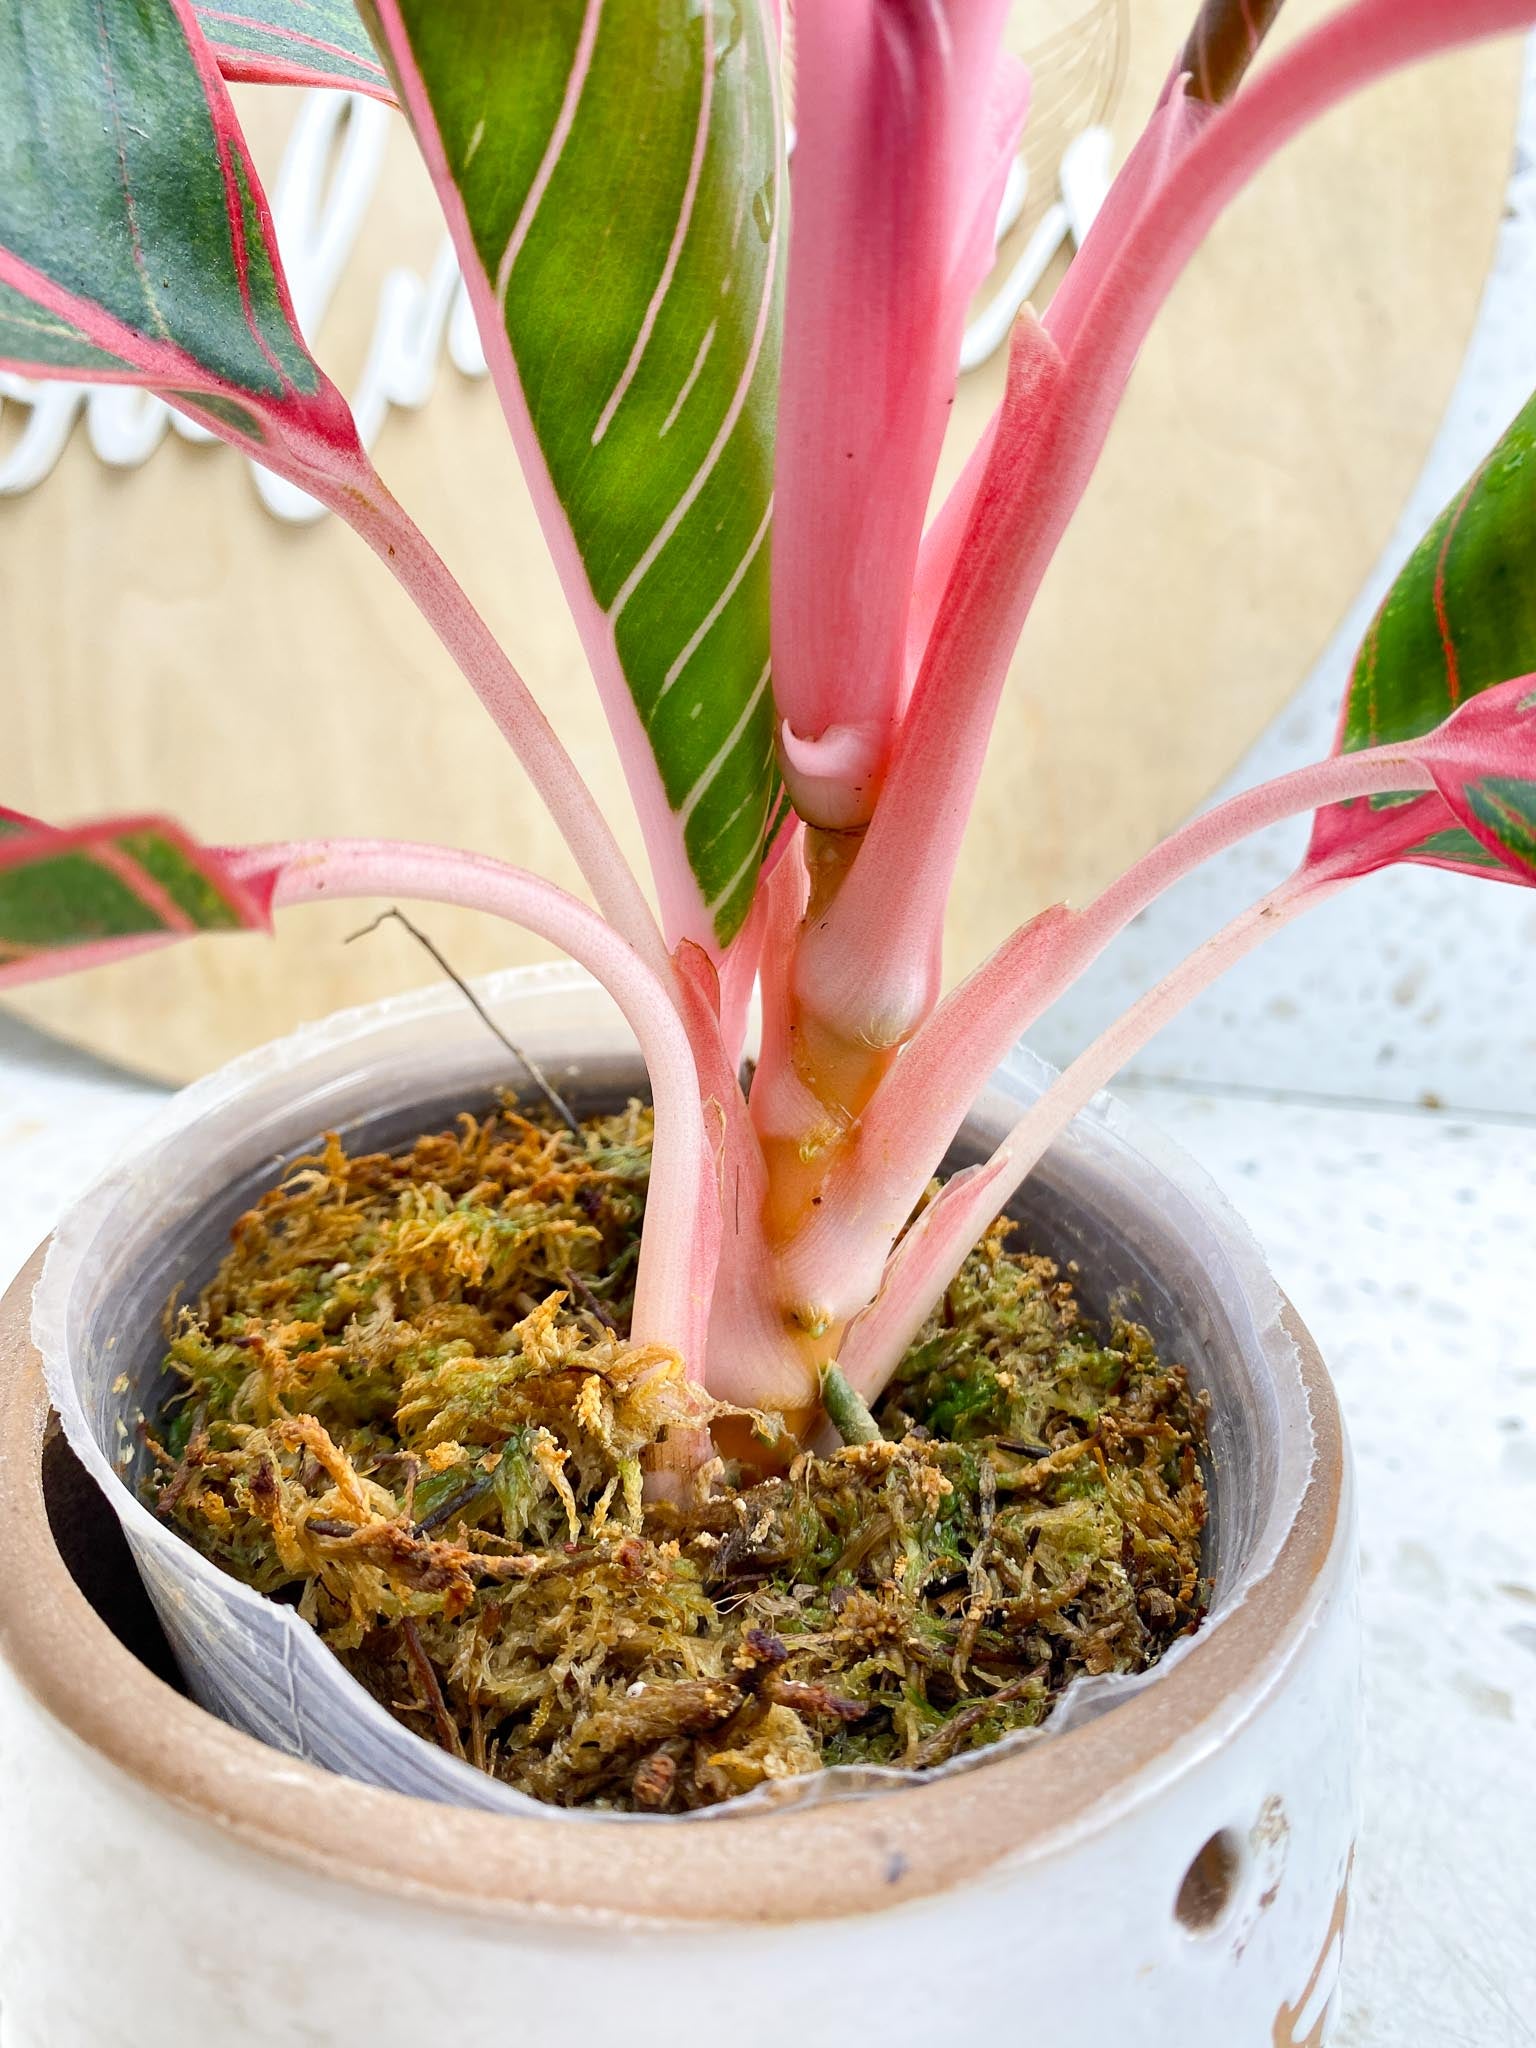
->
[0, 1017, 163, 1294]
[1119, 1080, 1536, 2048]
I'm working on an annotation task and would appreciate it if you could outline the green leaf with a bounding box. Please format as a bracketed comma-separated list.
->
[1343, 391, 1536, 753]
[0, 814, 270, 988]
[0, 0, 364, 490]
[361, 0, 784, 951]
[1316, 390, 1536, 885]
[1464, 775, 1536, 876]
[1404, 825, 1505, 872]
[192, 1, 394, 99]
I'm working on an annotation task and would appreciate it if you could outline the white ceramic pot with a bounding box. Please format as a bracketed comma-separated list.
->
[0, 966, 1358, 2047]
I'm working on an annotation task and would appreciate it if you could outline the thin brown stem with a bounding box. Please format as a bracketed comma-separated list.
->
[1179, 0, 1288, 105]
[345, 905, 582, 1135]
[400, 1617, 464, 1759]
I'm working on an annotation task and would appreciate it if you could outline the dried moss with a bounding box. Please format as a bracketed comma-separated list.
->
[145, 1099, 1210, 1811]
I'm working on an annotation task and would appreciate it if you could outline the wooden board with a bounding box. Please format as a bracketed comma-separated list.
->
[0, 3, 1523, 1081]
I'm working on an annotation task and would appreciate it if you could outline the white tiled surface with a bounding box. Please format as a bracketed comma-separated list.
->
[0, 1017, 163, 1260]
[2, 1027, 1532, 2045]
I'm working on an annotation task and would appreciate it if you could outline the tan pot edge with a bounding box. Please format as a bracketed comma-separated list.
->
[0, 1242, 1344, 1928]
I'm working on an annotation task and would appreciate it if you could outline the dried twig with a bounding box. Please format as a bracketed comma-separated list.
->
[563, 1266, 620, 1331]
[907, 1666, 1046, 1772]
[954, 1456, 998, 1682]
[346, 905, 581, 1135]
[400, 1617, 465, 1758]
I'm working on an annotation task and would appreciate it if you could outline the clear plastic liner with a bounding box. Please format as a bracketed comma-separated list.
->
[34, 964, 1314, 1823]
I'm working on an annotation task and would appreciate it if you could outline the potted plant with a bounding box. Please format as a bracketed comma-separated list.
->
[1, 0, 1533, 2040]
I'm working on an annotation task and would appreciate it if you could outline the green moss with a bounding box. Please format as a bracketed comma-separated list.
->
[145, 1105, 1209, 1811]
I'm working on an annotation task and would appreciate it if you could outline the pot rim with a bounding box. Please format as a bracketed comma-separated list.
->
[0, 966, 1348, 1924]
[0, 1273, 1344, 1928]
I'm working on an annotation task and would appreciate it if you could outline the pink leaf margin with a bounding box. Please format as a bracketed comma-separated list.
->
[194, 5, 397, 103]
[0, 0, 367, 496]
[1308, 673, 1536, 885]
[0, 812, 273, 992]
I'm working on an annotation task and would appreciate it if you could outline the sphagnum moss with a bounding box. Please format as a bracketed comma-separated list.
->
[144, 1098, 1210, 1811]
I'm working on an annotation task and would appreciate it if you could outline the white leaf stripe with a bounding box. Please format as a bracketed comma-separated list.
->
[605, 169, 779, 626]
[592, 0, 715, 448]
[606, 0, 779, 626]
[494, 0, 603, 305]
[725, 72, 750, 259]
[658, 490, 771, 700]
[679, 659, 772, 829]
[705, 788, 782, 917]
[692, 744, 774, 864]
[659, 315, 716, 437]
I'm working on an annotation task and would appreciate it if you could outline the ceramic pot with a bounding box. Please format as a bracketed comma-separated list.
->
[0, 966, 1358, 2047]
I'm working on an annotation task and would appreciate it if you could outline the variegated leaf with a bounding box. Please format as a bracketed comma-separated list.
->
[1459, 776, 1536, 874]
[1405, 674, 1536, 881]
[0, 0, 366, 491]
[0, 812, 270, 989]
[359, 0, 784, 952]
[1311, 390, 1536, 886]
[193, 0, 394, 100]
[1343, 392, 1536, 754]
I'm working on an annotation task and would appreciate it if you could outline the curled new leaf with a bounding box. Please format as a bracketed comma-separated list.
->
[773, 0, 1027, 830]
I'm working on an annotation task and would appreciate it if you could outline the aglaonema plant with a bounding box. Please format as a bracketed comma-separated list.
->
[4, 0, 1536, 1483]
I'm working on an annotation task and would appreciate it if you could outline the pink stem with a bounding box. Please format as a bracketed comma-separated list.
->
[836, 868, 1353, 1404]
[712, 819, 794, 1070]
[311, 477, 668, 981]
[259, 839, 715, 1371]
[781, 746, 1431, 1324]
[747, 836, 821, 1149]
[790, 312, 1065, 1060]
[671, 940, 804, 1410]
[1054, 0, 1536, 430]
[797, 0, 1535, 1064]
[909, 86, 1208, 662]
[771, 0, 1023, 829]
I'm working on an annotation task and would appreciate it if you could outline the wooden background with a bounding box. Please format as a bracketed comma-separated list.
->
[0, 1, 1523, 1082]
